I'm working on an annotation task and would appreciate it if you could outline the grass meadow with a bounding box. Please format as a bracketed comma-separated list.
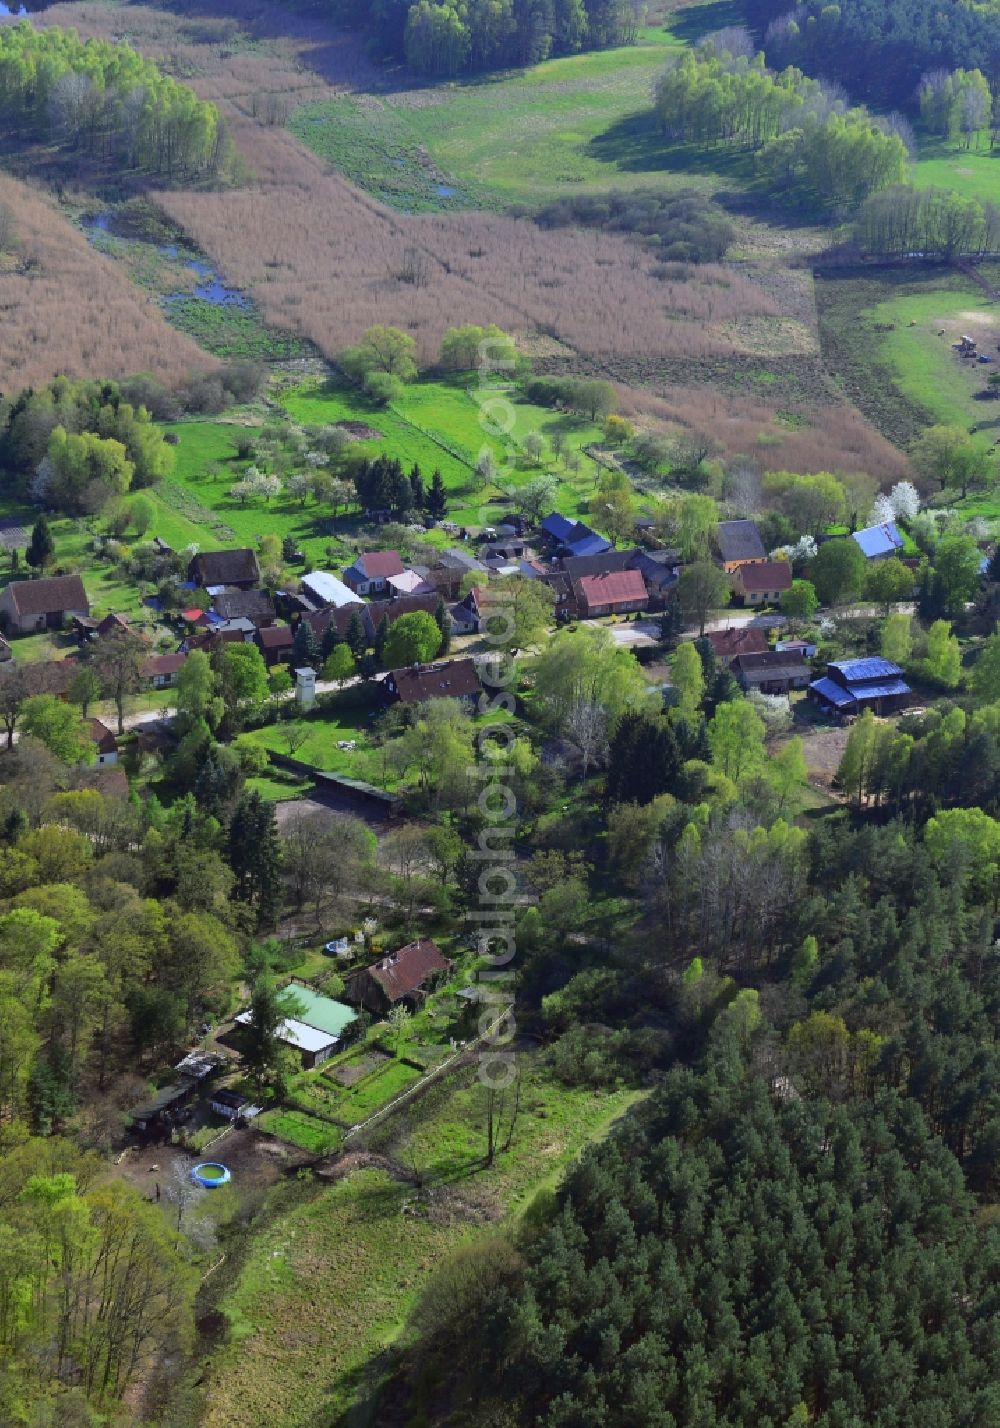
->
[911, 133, 1000, 206]
[816, 265, 1000, 456]
[203, 1056, 644, 1428]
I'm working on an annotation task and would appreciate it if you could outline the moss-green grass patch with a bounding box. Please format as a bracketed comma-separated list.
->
[288, 11, 743, 209]
[204, 1054, 643, 1427]
[911, 133, 1000, 206]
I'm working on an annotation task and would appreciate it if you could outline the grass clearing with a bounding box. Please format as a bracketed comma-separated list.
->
[241, 688, 384, 781]
[911, 133, 1000, 206]
[205, 1054, 642, 1427]
[255, 1108, 342, 1155]
[280, 373, 605, 529]
[814, 265, 999, 452]
[289, 10, 742, 209]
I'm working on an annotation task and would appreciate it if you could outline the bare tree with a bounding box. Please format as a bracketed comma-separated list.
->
[565, 698, 609, 777]
[92, 629, 147, 735]
[482, 1059, 521, 1167]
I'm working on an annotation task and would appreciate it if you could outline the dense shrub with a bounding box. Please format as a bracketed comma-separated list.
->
[536, 188, 734, 263]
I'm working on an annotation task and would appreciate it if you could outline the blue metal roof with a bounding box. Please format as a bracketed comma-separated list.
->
[852, 522, 904, 558]
[828, 657, 903, 682]
[540, 512, 574, 540]
[566, 534, 611, 558]
[810, 677, 854, 708]
[854, 678, 912, 700]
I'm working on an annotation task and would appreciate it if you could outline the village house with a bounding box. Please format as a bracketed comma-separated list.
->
[188, 548, 260, 590]
[299, 571, 358, 609]
[211, 589, 276, 626]
[255, 623, 296, 667]
[209, 1088, 261, 1123]
[386, 569, 435, 598]
[384, 658, 482, 707]
[447, 585, 492, 635]
[142, 652, 187, 689]
[74, 610, 131, 643]
[706, 626, 769, 665]
[629, 550, 681, 603]
[0, 573, 89, 635]
[852, 521, 905, 560]
[573, 569, 649, 618]
[715, 520, 767, 573]
[342, 550, 404, 595]
[235, 983, 356, 1069]
[344, 938, 453, 1016]
[366, 592, 440, 631]
[561, 547, 638, 581]
[732, 559, 793, 606]
[88, 718, 119, 766]
[731, 650, 810, 695]
[809, 657, 912, 716]
[539, 513, 611, 560]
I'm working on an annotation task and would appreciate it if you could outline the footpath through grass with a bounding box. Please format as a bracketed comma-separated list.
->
[204, 1054, 643, 1427]
[289, 8, 741, 208]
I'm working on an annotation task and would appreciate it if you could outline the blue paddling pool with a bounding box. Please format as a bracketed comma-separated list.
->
[191, 1162, 231, 1188]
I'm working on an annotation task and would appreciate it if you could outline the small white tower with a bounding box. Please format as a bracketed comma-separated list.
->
[294, 666, 316, 710]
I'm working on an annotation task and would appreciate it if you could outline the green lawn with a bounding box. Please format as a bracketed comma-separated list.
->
[815, 264, 1000, 455]
[254, 1108, 342, 1154]
[867, 286, 1000, 451]
[280, 373, 605, 529]
[204, 1055, 643, 1428]
[911, 132, 1000, 206]
[241, 688, 385, 782]
[289, 7, 743, 208]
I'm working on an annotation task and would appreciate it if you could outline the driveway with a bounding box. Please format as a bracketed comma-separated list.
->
[609, 620, 661, 648]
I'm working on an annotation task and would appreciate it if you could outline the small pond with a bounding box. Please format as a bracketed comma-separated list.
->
[82, 210, 250, 309]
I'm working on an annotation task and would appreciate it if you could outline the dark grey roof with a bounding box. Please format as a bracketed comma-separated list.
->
[716, 520, 765, 563]
[561, 548, 639, 581]
[213, 589, 275, 623]
[189, 549, 260, 586]
[733, 651, 809, 682]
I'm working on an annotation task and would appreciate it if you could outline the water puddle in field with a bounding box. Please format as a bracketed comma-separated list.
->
[435, 184, 456, 198]
[82, 211, 250, 308]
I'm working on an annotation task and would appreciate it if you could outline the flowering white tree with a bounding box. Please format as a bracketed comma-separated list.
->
[869, 493, 895, 526]
[770, 535, 817, 564]
[889, 481, 920, 520]
[230, 469, 283, 504]
[871, 482, 921, 527]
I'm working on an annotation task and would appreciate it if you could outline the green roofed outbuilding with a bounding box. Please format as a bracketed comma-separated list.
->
[279, 983, 357, 1040]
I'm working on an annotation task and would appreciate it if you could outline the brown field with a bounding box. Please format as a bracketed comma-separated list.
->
[0, 172, 213, 390]
[40, 2, 793, 366]
[33, 0, 909, 475]
[619, 383, 911, 477]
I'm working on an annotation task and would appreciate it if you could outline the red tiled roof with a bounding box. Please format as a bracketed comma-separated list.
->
[356, 550, 404, 579]
[367, 939, 451, 1002]
[388, 659, 482, 703]
[707, 627, 768, 660]
[97, 612, 130, 637]
[88, 718, 118, 755]
[181, 608, 205, 622]
[576, 569, 648, 606]
[5, 573, 89, 617]
[736, 560, 792, 593]
[256, 624, 295, 650]
[142, 653, 187, 677]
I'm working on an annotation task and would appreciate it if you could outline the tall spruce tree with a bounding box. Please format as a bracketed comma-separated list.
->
[25, 514, 54, 570]
[606, 712, 680, 804]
